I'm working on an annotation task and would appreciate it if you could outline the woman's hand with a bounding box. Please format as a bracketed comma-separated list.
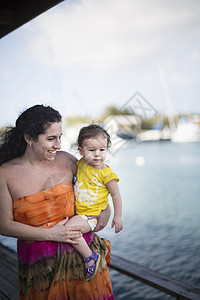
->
[48, 217, 82, 244]
[93, 204, 111, 232]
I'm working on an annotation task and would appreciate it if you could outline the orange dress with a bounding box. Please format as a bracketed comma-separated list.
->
[13, 181, 114, 300]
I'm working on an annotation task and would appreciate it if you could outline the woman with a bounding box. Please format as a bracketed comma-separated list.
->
[0, 105, 114, 300]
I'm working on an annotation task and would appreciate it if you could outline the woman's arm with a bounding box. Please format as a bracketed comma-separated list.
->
[0, 171, 82, 244]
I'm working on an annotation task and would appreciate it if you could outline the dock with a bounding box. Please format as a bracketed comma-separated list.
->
[0, 242, 200, 300]
[110, 255, 200, 300]
[0, 243, 18, 300]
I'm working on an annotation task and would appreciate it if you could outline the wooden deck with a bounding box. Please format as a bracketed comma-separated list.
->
[0, 242, 200, 300]
[110, 255, 200, 300]
[0, 243, 18, 300]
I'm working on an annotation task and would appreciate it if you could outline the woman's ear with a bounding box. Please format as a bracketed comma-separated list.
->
[24, 134, 32, 147]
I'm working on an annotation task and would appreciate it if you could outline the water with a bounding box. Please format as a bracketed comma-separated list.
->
[102, 141, 200, 299]
[1, 142, 200, 299]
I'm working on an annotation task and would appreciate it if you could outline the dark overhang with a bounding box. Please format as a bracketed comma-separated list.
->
[0, 0, 64, 38]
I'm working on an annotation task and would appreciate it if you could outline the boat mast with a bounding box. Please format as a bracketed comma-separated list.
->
[159, 66, 176, 132]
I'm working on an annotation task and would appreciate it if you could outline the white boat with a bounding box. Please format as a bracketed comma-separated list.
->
[136, 124, 171, 142]
[172, 122, 200, 143]
[136, 129, 162, 142]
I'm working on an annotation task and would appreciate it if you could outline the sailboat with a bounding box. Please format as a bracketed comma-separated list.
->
[136, 119, 171, 142]
[171, 117, 200, 143]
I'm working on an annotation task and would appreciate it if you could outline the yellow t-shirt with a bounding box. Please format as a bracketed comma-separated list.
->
[74, 157, 119, 216]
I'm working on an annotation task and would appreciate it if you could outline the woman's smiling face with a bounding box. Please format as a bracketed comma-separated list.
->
[31, 122, 62, 162]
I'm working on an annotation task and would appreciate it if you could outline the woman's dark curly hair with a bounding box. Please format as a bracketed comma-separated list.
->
[0, 105, 62, 165]
[77, 124, 111, 149]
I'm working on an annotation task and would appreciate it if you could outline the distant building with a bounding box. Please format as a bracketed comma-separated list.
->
[104, 115, 141, 135]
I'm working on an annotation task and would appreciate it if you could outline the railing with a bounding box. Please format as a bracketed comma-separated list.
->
[110, 255, 200, 300]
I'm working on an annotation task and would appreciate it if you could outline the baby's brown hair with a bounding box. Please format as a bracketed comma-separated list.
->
[77, 124, 111, 149]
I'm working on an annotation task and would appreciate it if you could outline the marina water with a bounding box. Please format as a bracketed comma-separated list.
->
[1, 141, 200, 299]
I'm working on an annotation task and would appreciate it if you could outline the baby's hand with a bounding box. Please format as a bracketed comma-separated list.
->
[111, 216, 123, 233]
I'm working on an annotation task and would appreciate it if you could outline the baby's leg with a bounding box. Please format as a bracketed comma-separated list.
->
[66, 215, 99, 281]
[66, 215, 92, 258]
[67, 215, 91, 234]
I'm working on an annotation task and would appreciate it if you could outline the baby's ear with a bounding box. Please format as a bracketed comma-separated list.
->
[78, 147, 83, 155]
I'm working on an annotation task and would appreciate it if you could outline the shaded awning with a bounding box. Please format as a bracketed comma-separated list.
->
[0, 0, 64, 38]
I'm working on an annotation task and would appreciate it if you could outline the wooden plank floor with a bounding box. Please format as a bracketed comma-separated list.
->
[0, 243, 18, 300]
[110, 255, 200, 300]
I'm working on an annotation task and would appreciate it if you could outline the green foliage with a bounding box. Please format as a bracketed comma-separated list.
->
[63, 116, 92, 126]
[140, 115, 171, 130]
[100, 104, 135, 119]
[101, 105, 121, 118]
[140, 117, 157, 130]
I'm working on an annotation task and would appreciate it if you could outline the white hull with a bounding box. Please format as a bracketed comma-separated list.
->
[136, 128, 171, 142]
[172, 123, 200, 143]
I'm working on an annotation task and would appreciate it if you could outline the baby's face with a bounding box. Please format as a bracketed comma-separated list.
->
[79, 135, 107, 169]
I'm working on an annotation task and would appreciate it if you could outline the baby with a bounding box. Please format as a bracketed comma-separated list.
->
[66, 124, 123, 281]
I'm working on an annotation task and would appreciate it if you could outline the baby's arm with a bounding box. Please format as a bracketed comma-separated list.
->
[93, 204, 111, 232]
[106, 180, 123, 233]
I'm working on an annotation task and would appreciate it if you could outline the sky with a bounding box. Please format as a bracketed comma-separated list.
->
[0, 0, 200, 128]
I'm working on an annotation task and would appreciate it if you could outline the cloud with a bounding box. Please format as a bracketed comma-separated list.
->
[1, 0, 200, 127]
[170, 74, 192, 87]
[190, 50, 200, 62]
[25, 0, 200, 72]
[0, 69, 12, 79]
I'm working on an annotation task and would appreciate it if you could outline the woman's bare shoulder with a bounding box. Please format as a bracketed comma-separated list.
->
[0, 158, 25, 187]
[57, 151, 77, 175]
[56, 151, 77, 176]
[0, 163, 6, 178]
[56, 150, 77, 163]
[0, 159, 16, 175]
[0, 161, 12, 184]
